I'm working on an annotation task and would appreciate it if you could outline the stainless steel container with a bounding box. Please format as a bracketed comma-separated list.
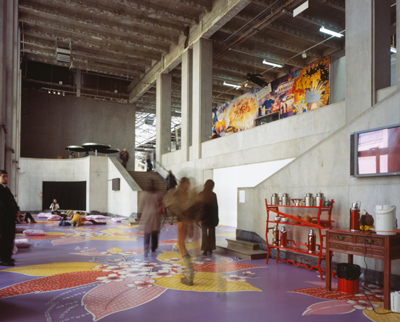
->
[281, 193, 290, 205]
[271, 193, 279, 205]
[315, 193, 325, 207]
[304, 193, 314, 206]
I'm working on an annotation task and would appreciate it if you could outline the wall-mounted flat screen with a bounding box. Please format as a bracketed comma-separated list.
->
[353, 124, 400, 177]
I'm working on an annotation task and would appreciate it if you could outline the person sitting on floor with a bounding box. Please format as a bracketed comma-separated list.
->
[50, 199, 60, 213]
[71, 212, 82, 226]
[16, 211, 36, 224]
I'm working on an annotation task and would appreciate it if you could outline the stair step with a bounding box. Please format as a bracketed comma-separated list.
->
[226, 238, 260, 250]
[216, 243, 267, 260]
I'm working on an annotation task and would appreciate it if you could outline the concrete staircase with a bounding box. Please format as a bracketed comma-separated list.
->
[216, 238, 268, 259]
[128, 171, 167, 191]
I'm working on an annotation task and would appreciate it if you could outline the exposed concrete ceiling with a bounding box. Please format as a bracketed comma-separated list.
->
[19, 0, 353, 155]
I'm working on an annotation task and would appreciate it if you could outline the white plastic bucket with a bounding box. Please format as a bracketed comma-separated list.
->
[375, 205, 397, 236]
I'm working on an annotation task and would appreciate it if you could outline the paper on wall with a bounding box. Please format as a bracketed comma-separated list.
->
[239, 190, 245, 203]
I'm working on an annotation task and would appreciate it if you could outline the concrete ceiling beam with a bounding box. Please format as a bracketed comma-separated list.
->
[230, 45, 305, 69]
[22, 39, 149, 71]
[21, 46, 144, 76]
[22, 27, 161, 62]
[109, 0, 198, 25]
[19, 14, 170, 54]
[234, 13, 342, 50]
[218, 51, 291, 75]
[286, 11, 344, 33]
[129, 0, 252, 103]
[29, 0, 184, 35]
[23, 53, 141, 80]
[315, 0, 345, 12]
[169, 0, 212, 12]
[216, 25, 322, 59]
[19, 1, 177, 45]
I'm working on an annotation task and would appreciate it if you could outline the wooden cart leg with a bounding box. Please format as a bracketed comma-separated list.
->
[326, 250, 332, 291]
[275, 248, 280, 264]
[384, 245, 391, 310]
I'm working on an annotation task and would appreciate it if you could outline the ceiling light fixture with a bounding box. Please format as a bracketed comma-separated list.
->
[262, 60, 283, 68]
[53, 91, 56, 94]
[57, 92, 60, 95]
[391, 47, 397, 53]
[48, 90, 51, 94]
[302, 52, 307, 59]
[91, 36, 102, 40]
[223, 81, 241, 89]
[319, 26, 344, 38]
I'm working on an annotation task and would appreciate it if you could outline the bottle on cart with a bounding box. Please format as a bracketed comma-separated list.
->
[280, 226, 287, 247]
[350, 201, 361, 231]
[273, 225, 279, 246]
[308, 229, 316, 253]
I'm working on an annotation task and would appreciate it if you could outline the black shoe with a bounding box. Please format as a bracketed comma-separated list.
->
[180, 277, 194, 286]
[0, 261, 15, 266]
[209, 250, 212, 255]
[0, 258, 14, 263]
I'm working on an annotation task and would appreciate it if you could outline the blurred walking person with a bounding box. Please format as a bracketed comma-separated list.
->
[164, 177, 202, 286]
[200, 180, 219, 256]
[139, 180, 163, 256]
[166, 171, 178, 225]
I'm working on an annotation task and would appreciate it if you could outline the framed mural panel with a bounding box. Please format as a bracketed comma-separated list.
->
[212, 56, 330, 137]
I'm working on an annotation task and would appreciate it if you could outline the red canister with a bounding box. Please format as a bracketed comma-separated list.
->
[350, 202, 361, 231]
[280, 227, 287, 247]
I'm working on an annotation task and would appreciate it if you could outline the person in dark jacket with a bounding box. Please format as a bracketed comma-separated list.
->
[166, 171, 177, 191]
[199, 179, 219, 256]
[0, 170, 20, 266]
[119, 148, 130, 169]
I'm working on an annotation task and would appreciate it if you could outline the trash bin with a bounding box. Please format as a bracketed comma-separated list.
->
[336, 263, 361, 294]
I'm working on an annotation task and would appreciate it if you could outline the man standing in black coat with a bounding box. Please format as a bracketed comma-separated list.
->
[0, 170, 19, 266]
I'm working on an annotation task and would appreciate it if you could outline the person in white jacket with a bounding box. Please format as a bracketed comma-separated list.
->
[50, 199, 60, 213]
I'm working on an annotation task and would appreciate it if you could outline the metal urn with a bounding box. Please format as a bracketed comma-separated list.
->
[304, 193, 314, 207]
[271, 193, 279, 205]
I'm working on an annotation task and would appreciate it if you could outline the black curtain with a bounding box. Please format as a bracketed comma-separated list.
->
[43, 181, 86, 211]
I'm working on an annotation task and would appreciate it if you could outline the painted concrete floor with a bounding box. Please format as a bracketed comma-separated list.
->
[0, 217, 396, 322]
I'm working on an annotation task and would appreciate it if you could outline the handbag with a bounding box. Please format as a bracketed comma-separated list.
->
[157, 201, 166, 215]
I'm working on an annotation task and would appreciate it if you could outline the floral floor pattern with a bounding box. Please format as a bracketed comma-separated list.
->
[0, 217, 397, 322]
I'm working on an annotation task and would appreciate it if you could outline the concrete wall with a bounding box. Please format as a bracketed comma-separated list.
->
[238, 87, 400, 274]
[107, 157, 141, 217]
[21, 89, 136, 170]
[162, 100, 346, 186]
[213, 159, 293, 227]
[18, 156, 141, 216]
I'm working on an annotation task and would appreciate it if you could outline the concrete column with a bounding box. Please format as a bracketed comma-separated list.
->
[156, 73, 171, 166]
[4, 0, 19, 194]
[192, 38, 213, 160]
[0, 1, 7, 171]
[346, 0, 391, 122]
[374, 0, 391, 91]
[75, 69, 81, 97]
[181, 49, 192, 162]
[397, 0, 400, 85]
[125, 103, 136, 171]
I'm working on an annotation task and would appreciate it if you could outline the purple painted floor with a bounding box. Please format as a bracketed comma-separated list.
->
[0, 218, 394, 322]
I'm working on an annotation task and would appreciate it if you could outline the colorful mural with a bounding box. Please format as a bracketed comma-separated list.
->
[212, 56, 330, 137]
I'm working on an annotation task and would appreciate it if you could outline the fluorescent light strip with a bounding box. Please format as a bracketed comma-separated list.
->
[391, 47, 397, 53]
[319, 26, 344, 38]
[262, 60, 283, 68]
[223, 81, 241, 89]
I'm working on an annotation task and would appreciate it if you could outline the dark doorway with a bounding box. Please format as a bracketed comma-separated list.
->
[43, 181, 86, 211]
